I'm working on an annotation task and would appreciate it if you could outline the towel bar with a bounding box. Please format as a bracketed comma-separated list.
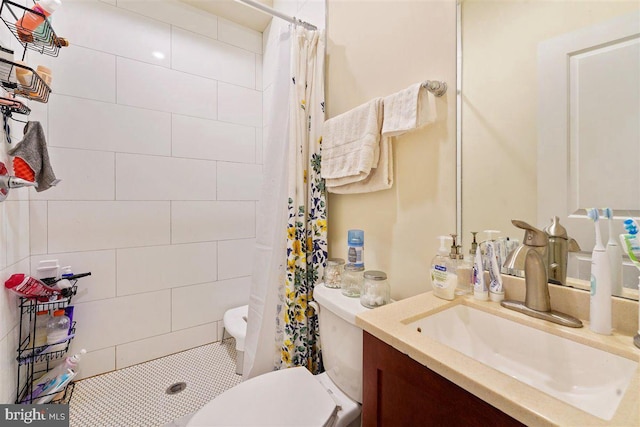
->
[422, 80, 447, 97]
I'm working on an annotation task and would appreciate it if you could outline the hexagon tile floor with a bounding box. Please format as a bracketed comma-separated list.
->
[69, 340, 242, 427]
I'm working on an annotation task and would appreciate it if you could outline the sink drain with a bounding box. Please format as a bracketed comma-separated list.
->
[166, 382, 187, 395]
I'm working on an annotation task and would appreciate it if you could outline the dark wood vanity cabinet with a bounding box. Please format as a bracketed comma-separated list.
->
[362, 332, 525, 427]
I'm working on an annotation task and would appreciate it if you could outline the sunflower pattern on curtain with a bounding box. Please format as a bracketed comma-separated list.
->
[278, 27, 327, 374]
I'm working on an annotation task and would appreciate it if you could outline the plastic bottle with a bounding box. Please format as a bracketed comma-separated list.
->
[455, 250, 473, 296]
[347, 229, 364, 268]
[33, 310, 50, 348]
[22, 349, 86, 404]
[15, 0, 62, 42]
[46, 309, 70, 352]
[53, 266, 73, 292]
[431, 236, 456, 300]
[5, 273, 61, 301]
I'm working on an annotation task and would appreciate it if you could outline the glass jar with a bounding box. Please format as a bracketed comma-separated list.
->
[360, 270, 390, 308]
[324, 258, 345, 288]
[341, 264, 364, 297]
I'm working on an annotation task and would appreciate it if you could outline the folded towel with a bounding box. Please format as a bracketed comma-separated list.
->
[8, 121, 60, 192]
[381, 82, 436, 137]
[321, 98, 383, 187]
[327, 135, 393, 194]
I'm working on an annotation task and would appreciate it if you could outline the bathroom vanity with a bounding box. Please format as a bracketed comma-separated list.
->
[356, 275, 640, 426]
[362, 331, 523, 426]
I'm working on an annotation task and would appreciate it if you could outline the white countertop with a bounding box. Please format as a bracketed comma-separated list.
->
[355, 289, 640, 426]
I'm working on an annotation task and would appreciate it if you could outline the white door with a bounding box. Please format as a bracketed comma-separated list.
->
[538, 11, 640, 290]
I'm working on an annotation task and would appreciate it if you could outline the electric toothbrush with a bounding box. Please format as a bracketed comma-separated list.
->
[587, 208, 611, 335]
[603, 208, 623, 296]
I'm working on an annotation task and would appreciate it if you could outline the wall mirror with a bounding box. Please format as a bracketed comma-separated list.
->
[460, 0, 640, 301]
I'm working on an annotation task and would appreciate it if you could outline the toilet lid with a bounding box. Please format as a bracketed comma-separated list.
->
[187, 367, 337, 427]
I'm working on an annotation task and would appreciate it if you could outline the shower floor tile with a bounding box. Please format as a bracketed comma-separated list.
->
[70, 340, 242, 427]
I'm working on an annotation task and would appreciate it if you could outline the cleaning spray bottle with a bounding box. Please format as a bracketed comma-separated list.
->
[431, 236, 456, 300]
[587, 208, 612, 335]
[602, 208, 623, 296]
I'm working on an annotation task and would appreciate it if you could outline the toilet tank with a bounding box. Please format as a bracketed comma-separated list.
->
[313, 285, 369, 403]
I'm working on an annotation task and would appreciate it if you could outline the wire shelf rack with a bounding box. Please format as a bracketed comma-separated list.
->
[0, 0, 61, 57]
[0, 95, 30, 115]
[0, 57, 50, 102]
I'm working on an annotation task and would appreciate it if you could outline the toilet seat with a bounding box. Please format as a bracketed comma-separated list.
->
[186, 367, 337, 427]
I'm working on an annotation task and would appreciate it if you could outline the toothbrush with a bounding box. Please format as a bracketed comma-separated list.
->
[620, 219, 640, 266]
[587, 208, 612, 335]
[619, 218, 640, 348]
[602, 208, 623, 296]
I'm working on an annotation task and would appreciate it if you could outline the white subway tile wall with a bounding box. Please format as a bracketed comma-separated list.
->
[171, 114, 256, 163]
[3, 0, 263, 387]
[33, 46, 117, 102]
[171, 277, 251, 331]
[30, 148, 116, 201]
[218, 238, 256, 280]
[217, 82, 262, 127]
[115, 322, 219, 369]
[171, 27, 256, 89]
[0, 0, 325, 402]
[48, 95, 172, 155]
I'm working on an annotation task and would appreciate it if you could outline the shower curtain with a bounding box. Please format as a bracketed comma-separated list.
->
[243, 26, 326, 379]
[280, 28, 326, 373]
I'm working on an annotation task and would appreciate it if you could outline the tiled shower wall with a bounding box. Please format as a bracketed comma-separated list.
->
[0, 0, 43, 403]
[0, 0, 264, 401]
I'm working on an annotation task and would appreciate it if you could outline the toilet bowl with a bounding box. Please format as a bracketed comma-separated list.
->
[222, 305, 248, 375]
[187, 285, 368, 427]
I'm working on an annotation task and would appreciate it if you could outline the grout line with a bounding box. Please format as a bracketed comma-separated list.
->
[114, 53, 118, 104]
[50, 91, 262, 129]
[113, 151, 117, 201]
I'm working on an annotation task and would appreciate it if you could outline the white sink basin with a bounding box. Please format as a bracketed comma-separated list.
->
[408, 304, 637, 420]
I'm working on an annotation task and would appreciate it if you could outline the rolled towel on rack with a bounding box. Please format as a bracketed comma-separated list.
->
[382, 82, 437, 137]
[321, 98, 383, 188]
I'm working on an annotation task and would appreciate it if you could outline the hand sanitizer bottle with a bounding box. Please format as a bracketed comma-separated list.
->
[431, 236, 456, 300]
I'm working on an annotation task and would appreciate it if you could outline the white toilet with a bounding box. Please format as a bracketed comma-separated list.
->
[222, 305, 248, 375]
[187, 285, 368, 427]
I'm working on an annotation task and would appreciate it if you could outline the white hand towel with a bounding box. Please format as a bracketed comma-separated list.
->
[381, 82, 437, 137]
[327, 135, 393, 194]
[321, 98, 383, 187]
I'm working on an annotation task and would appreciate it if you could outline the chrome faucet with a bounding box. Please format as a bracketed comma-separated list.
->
[544, 216, 581, 286]
[501, 220, 583, 328]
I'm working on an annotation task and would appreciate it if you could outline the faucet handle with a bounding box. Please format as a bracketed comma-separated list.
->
[568, 237, 581, 252]
[511, 220, 548, 247]
[544, 216, 568, 239]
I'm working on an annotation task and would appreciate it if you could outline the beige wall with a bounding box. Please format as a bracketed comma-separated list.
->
[462, 0, 640, 243]
[326, 0, 458, 300]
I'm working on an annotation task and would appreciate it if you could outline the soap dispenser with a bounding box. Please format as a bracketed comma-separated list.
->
[448, 234, 460, 275]
[468, 231, 478, 258]
[431, 236, 456, 300]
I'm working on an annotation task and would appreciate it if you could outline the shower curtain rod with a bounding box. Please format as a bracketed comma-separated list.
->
[235, 0, 317, 30]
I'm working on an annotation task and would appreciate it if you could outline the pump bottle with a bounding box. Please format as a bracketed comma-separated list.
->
[431, 236, 456, 300]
